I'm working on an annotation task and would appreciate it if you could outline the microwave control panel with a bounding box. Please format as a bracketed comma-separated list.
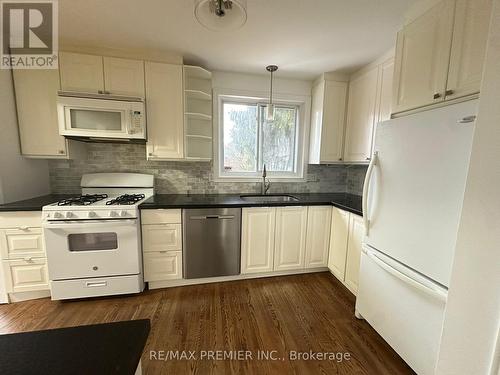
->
[129, 110, 144, 134]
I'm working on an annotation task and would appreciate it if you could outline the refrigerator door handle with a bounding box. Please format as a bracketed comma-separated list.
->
[362, 151, 378, 235]
[364, 249, 447, 303]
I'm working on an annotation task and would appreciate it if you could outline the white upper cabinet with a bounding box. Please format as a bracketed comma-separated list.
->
[393, 0, 491, 114]
[305, 206, 332, 268]
[103, 57, 145, 97]
[393, 0, 455, 113]
[344, 214, 364, 295]
[241, 207, 276, 274]
[274, 206, 308, 271]
[344, 66, 379, 162]
[446, 0, 492, 99]
[145, 62, 184, 160]
[309, 79, 348, 164]
[327, 207, 350, 280]
[59, 52, 104, 93]
[13, 69, 67, 158]
[377, 58, 395, 124]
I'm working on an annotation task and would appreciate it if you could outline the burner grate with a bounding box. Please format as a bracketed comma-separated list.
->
[57, 194, 108, 206]
[106, 194, 145, 206]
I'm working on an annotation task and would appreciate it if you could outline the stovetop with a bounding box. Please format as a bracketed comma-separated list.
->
[52, 194, 146, 208]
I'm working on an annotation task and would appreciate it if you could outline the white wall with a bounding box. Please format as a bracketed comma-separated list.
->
[0, 69, 51, 204]
[212, 70, 312, 97]
[436, 1, 500, 374]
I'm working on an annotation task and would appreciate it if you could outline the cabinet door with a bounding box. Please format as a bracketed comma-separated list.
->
[142, 224, 182, 252]
[344, 67, 379, 162]
[241, 208, 275, 274]
[345, 214, 364, 295]
[3, 258, 49, 293]
[446, 0, 492, 99]
[327, 208, 350, 281]
[59, 52, 104, 93]
[274, 206, 307, 271]
[377, 58, 395, 123]
[145, 62, 184, 159]
[321, 80, 348, 163]
[305, 206, 332, 268]
[0, 228, 45, 259]
[392, 0, 455, 113]
[13, 69, 67, 157]
[103, 57, 145, 97]
[143, 251, 182, 282]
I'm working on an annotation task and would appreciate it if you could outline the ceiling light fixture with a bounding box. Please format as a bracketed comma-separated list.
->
[194, 0, 247, 31]
[266, 65, 278, 122]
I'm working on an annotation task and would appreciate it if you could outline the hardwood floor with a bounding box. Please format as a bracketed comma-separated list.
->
[0, 273, 414, 375]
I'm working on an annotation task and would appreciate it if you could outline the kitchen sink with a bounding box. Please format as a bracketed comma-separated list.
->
[239, 194, 300, 203]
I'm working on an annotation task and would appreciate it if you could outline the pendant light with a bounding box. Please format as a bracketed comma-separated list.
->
[194, 0, 247, 31]
[266, 65, 278, 121]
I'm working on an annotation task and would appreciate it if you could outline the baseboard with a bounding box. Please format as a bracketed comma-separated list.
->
[8, 290, 51, 303]
[148, 267, 330, 290]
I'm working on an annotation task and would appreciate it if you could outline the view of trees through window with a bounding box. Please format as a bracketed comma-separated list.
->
[223, 101, 298, 175]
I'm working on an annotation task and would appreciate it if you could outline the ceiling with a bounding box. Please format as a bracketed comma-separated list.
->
[59, 0, 417, 80]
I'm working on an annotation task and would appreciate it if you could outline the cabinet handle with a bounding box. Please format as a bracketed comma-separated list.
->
[338, 158, 343, 161]
[445, 89, 454, 96]
[433, 93, 442, 99]
[148, 152, 154, 157]
[366, 157, 371, 161]
[24, 257, 33, 262]
[18, 226, 29, 230]
[58, 150, 65, 154]
[98, 90, 104, 94]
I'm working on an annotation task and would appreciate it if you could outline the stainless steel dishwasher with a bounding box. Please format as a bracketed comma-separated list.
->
[183, 208, 241, 279]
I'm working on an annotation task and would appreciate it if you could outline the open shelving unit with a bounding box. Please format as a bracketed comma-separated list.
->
[183, 65, 213, 161]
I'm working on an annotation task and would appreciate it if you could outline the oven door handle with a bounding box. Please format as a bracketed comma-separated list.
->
[43, 219, 137, 229]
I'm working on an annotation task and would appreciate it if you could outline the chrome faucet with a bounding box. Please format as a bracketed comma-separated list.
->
[261, 164, 271, 195]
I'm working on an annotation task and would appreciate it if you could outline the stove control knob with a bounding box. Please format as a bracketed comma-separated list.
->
[65, 212, 74, 219]
[120, 211, 128, 217]
[53, 212, 62, 219]
[88, 211, 96, 218]
[109, 211, 118, 217]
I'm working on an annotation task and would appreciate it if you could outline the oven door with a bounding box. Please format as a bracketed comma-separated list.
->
[43, 219, 141, 280]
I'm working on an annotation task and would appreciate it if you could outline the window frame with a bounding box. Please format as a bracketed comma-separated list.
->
[213, 88, 310, 182]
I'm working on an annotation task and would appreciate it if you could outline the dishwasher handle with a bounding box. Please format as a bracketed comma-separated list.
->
[189, 215, 235, 220]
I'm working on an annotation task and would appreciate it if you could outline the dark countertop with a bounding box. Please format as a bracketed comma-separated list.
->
[140, 193, 363, 216]
[0, 193, 363, 216]
[0, 194, 72, 212]
[0, 319, 150, 375]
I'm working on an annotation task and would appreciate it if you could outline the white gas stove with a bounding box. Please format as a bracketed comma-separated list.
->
[42, 173, 154, 300]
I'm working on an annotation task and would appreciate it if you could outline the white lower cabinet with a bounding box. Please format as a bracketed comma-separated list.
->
[0, 212, 49, 298]
[143, 251, 182, 282]
[3, 258, 49, 293]
[242, 206, 332, 275]
[141, 209, 183, 283]
[241, 207, 276, 274]
[327, 207, 350, 280]
[344, 214, 364, 295]
[327, 208, 364, 295]
[305, 206, 332, 268]
[274, 207, 307, 271]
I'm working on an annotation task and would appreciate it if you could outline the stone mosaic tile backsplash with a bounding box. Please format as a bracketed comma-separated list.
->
[48, 143, 367, 195]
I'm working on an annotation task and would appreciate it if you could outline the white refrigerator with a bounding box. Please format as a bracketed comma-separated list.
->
[356, 99, 478, 375]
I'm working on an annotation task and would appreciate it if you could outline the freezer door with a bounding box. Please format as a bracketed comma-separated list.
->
[365, 99, 478, 286]
[356, 245, 447, 375]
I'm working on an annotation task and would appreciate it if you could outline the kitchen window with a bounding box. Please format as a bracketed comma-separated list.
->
[215, 92, 307, 180]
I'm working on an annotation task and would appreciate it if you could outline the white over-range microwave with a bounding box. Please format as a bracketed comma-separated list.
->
[57, 92, 146, 142]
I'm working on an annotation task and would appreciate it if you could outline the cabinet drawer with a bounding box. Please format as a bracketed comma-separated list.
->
[142, 224, 182, 252]
[0, 228, 45, 259]
[3, 258, 49, 293]
[143, 251, 182, 282]
[141, 209, 181, 224]
[0, 212, 42, 228]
